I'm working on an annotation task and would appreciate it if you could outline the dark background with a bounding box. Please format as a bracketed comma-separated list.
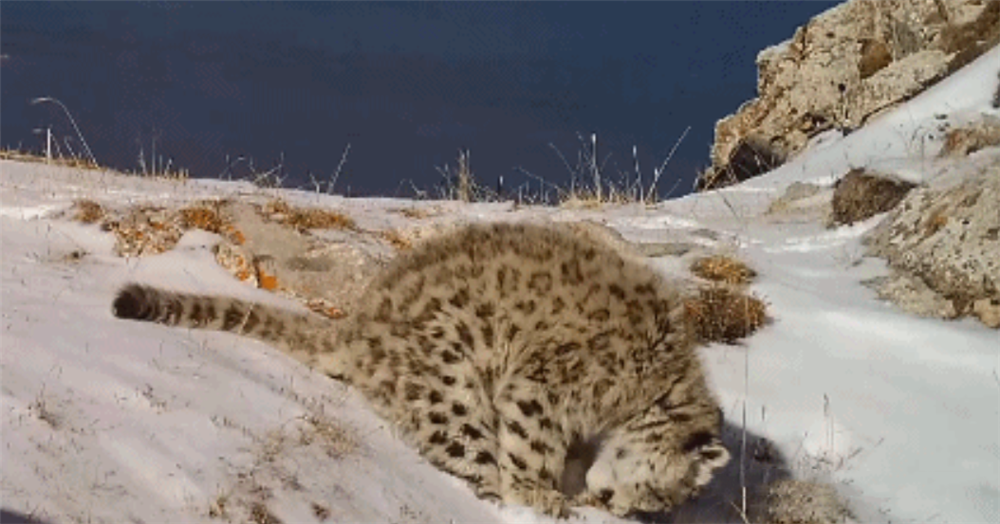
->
[1, 2, 836, 199]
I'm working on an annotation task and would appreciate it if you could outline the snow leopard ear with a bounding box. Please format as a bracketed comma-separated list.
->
[692, 439, 730, 487]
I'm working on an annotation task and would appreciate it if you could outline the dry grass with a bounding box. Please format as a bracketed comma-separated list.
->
[0, 148, 102, 170]
[691, 255, 757, 285]
[380, 229, 413, 251]
[298, 414, 360, 459]
[264, 199, 356, 231]
[249, 502, 283, 524]
[830, 169, 915, 226]
[395, 206, 436, 219]
[28, 395, 60, 430]
[684, 285, 768, 344]
[72, 199, 105, 224]
[284, 208, 355, 230]
[436, 149, 489, 203]
[763, 479, 851, 524]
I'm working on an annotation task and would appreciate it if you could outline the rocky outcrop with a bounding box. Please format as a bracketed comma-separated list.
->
[864, 153, 1000, 327]
[698, 0, 1000, 191]
[939, 115, 1000, 156]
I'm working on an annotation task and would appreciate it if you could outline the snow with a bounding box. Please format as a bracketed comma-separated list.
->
[2, 45, 999, 524]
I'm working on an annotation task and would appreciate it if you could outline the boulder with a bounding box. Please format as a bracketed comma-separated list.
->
[865, 155, 1000, 327]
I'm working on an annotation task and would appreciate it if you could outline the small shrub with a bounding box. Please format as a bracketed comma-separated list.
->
[830, 169, 915, 226]
[763, 479, 850, 524]
[299, 414, 359, 459]
[690, 255, 757, 285]
[684, 285, 768, 344]
[72, 199, 105, 223]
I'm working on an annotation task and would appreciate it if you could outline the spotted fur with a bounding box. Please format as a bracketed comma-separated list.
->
[112, 222, 729, 517]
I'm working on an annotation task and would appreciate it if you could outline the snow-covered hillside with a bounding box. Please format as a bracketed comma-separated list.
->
[2, 46, 997, 524]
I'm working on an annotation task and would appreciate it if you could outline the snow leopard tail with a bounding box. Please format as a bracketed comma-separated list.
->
[112, 283, 346, 377]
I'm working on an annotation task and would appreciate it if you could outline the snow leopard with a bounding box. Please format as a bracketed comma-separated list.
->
[112, 222, 730, 517]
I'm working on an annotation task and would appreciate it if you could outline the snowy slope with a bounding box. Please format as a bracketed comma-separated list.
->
[2, 46, 998, 524]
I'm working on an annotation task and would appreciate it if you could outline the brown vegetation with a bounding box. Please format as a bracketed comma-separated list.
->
[380, 229, 413, 251]
[684, 285, 768, 344]
[0, 149, 102, 170]
[690, 255, 758, 285]
[763, 479, 851, 524]
[263, 199, 356, 231]
[72, 199, 105, 223]
[830, 169, 916, 226]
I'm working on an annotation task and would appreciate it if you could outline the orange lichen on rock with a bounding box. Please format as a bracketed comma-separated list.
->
[263, 199, 356, 231]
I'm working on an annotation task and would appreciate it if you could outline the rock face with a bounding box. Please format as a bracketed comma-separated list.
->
[215, 202, 390, 318]
[865, 154, 1000, 328]
[698, 0, 1000, 191]
[939, 115, 1000, 156]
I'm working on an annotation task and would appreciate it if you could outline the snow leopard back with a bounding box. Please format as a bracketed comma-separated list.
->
[112, 222, 729, 517]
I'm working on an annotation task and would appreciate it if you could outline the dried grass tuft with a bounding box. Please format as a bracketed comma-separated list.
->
[381, 229, 413, 250]
[299, 414, 360, 459]
[73, 199, 105, 223]
[830, 169, 915, 226]
[691, 255, 757, 285]
[684, 285, 768, 344]
[249, 502, 283, 524]
[763, 479, 851, 524]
